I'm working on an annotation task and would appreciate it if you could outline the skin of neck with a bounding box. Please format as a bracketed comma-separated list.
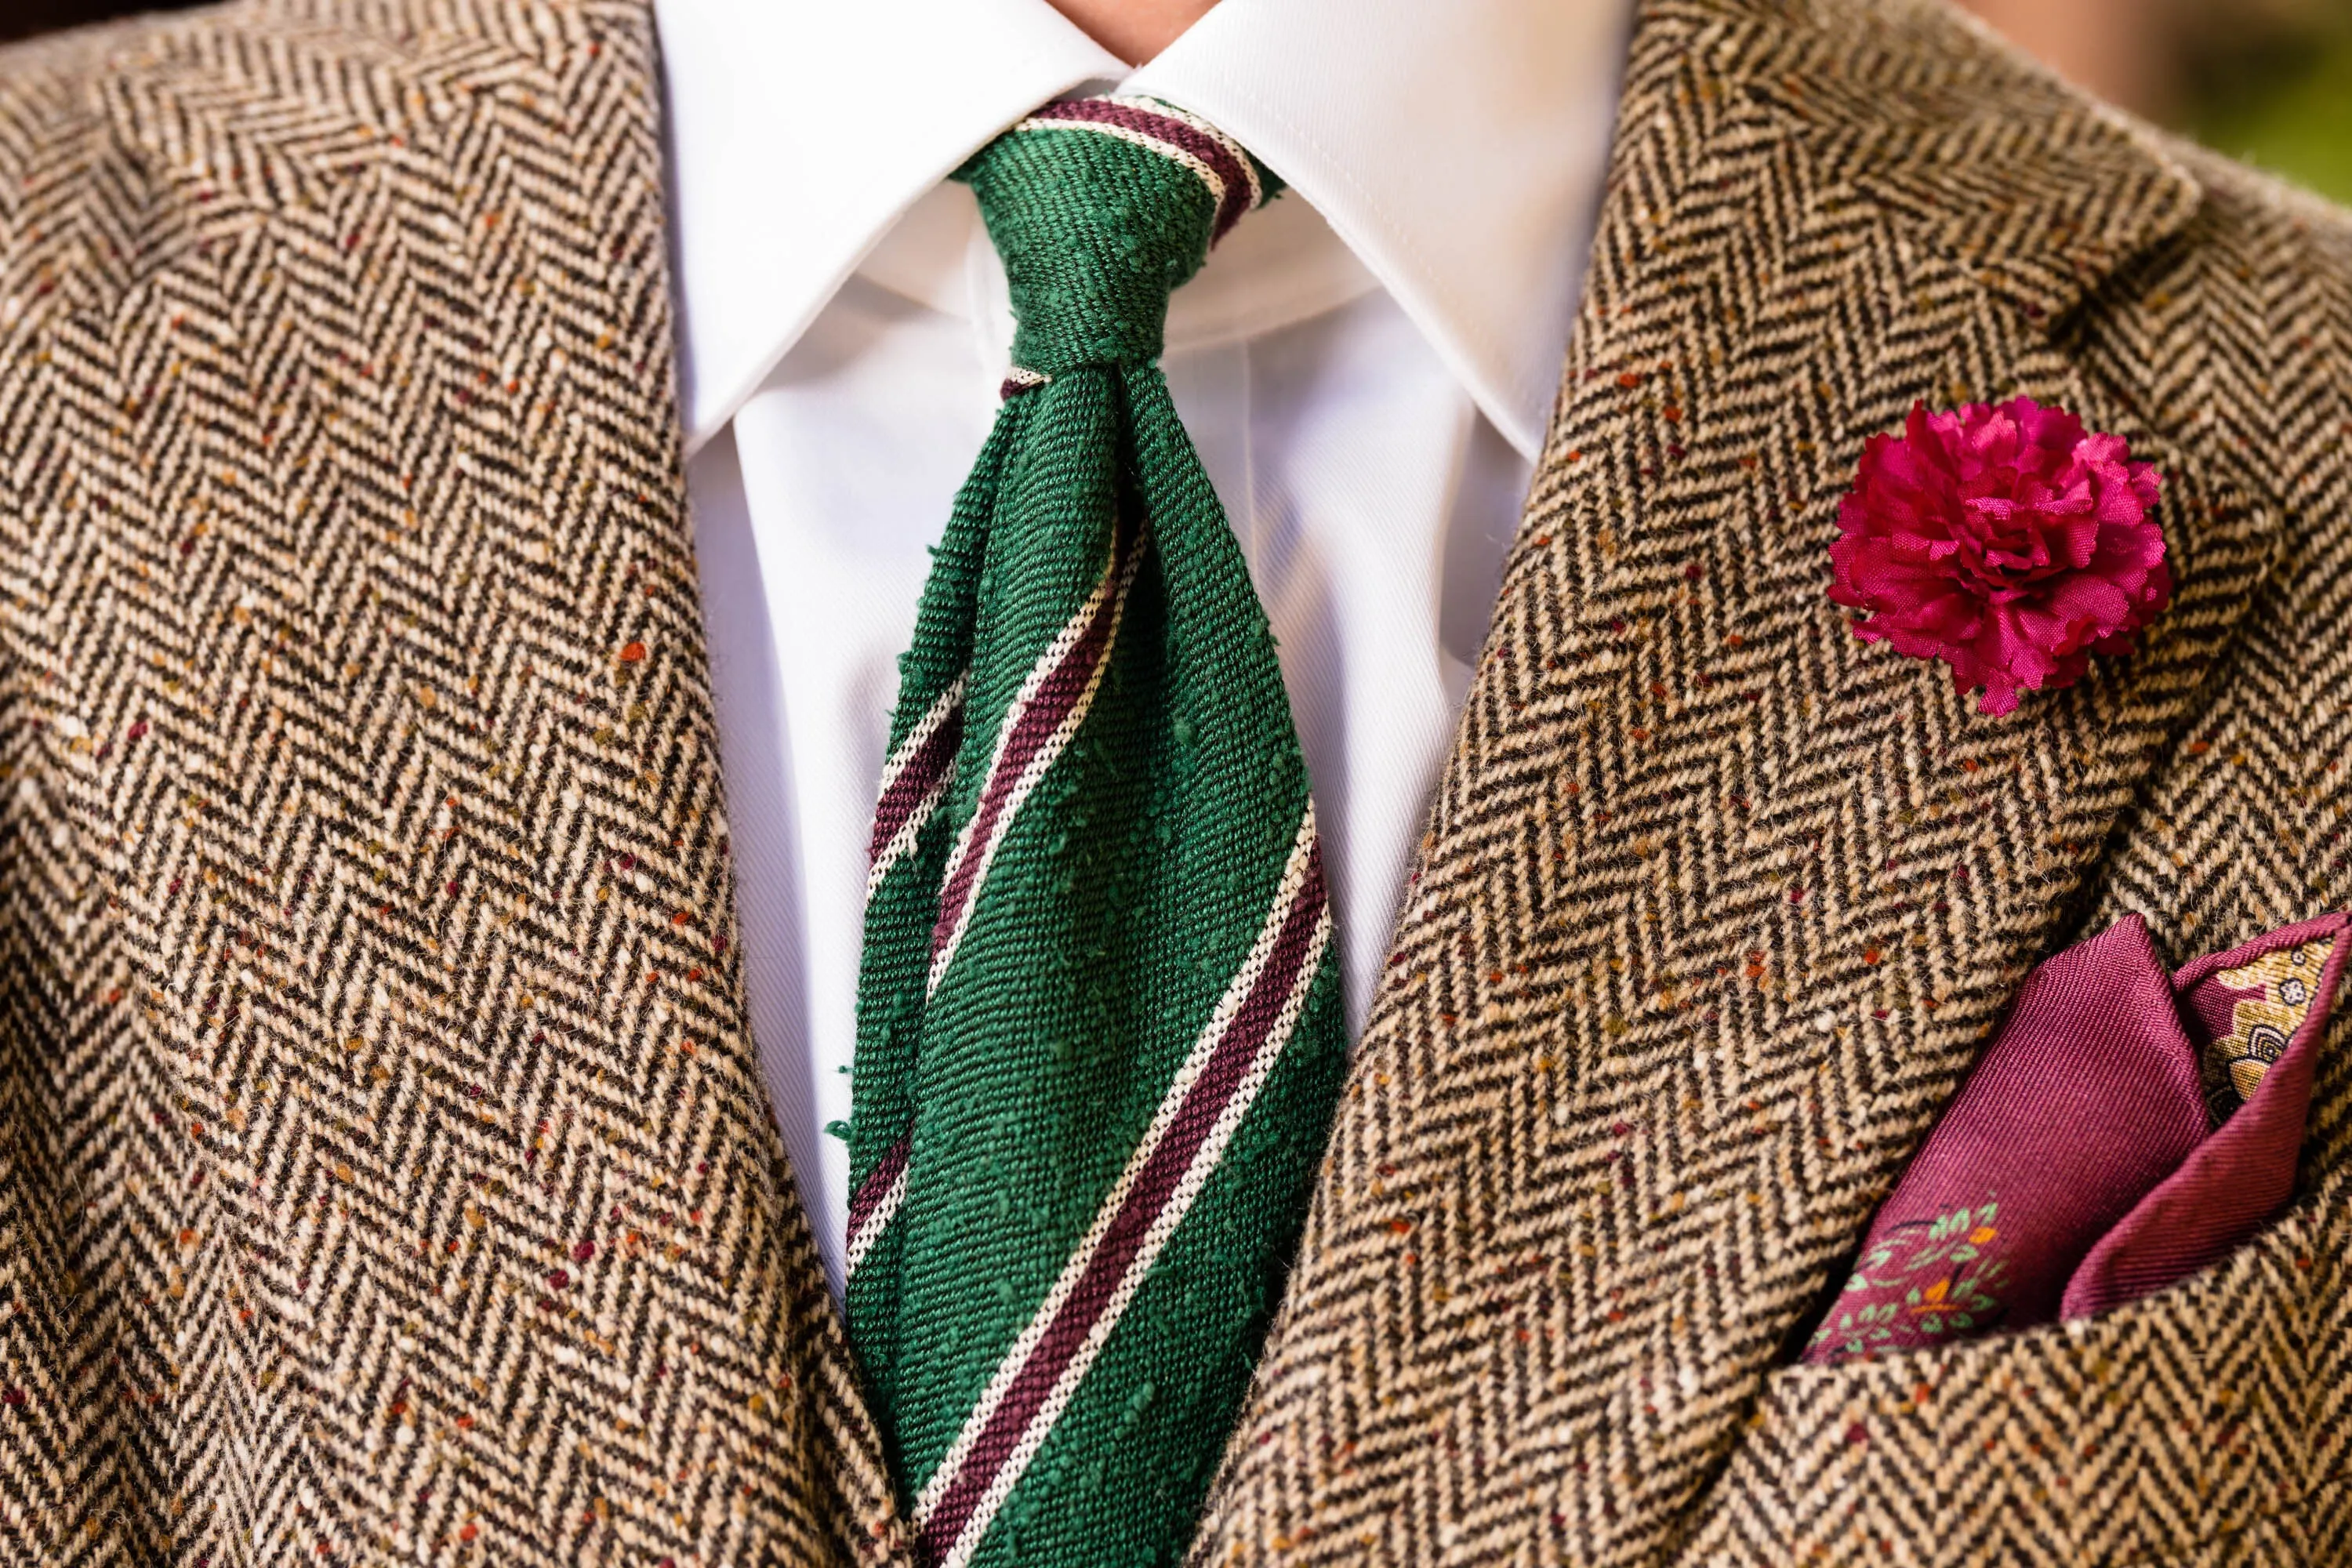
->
[1044, 0, 1221, 64]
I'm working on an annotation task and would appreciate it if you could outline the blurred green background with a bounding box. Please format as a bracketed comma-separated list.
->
[1964, 0, 2352, 205]
[2190, 5, 2352, 203]
[5, 0, 2352, 206]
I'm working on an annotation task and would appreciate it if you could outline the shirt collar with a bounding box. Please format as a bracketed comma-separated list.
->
[655, 0, 1629, 460]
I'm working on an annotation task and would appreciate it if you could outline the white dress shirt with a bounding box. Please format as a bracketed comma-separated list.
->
[655, 0, 1628, 1294]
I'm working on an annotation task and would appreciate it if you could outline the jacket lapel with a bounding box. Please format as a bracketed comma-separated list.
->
[1194, 0, 2274, 1562]
[13, 0, 2279, 1559]
[4, 2, 900, 1560]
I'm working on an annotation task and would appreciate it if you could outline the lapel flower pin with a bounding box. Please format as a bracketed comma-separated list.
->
[1827, 397, 2170, 715]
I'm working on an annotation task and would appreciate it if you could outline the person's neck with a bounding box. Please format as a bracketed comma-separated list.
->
[1044, 0, 1220, 64]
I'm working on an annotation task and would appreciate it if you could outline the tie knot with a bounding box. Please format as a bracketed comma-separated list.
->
[960, 96, 1276, 385]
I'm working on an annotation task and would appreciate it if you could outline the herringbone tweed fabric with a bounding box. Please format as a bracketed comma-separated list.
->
[1184, 2, 2352, 1566]
[0, 2, 903, 1563]
[3, 0, 2351, 1564]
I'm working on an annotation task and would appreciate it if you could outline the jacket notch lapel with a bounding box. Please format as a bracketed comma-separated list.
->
[1197, 1, 2276, 1563]
[36, 2, 909, 1559]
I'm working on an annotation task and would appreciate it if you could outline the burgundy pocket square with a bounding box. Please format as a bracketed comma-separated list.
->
[1804, 909, 2347, 1366]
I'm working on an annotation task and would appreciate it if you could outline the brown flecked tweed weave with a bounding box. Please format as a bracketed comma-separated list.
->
[1187, 2, 2352, 1566]
[0, 2, 899, 1563]
[0, 0, 2348, 1565]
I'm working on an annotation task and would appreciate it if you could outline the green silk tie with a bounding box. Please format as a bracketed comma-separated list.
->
[844, 96, 1348, 1567]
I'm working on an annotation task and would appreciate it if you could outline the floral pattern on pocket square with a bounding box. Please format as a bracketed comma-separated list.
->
[1806, 1200, 2011, 1363]
[1804, 910, 2348, 1367]
[2200, 938, 2329, 1112]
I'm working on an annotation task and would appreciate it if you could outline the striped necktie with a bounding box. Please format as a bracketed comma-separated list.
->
[842, 97, 1348, 1567]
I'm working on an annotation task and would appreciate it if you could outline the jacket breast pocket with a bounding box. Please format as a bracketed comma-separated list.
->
[1667, 909, 2352, 1566]
[1673, 1170, 2351, 1566]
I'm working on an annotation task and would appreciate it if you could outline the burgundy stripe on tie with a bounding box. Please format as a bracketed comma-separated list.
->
[913, 847, 1330, 1563]
[847, 1134, 911, 1248]
[869, 707, 964, 866]
[927, 521, 1138, 974]
[1025, 98, 1257, 241]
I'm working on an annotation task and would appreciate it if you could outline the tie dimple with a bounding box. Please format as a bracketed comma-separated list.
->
[845, 96, 1341, 1568]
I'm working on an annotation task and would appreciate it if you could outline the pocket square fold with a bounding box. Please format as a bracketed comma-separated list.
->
[1804, 909, 2347, 1365]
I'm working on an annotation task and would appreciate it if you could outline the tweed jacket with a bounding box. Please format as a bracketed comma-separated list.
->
[1, 0, 2348, 1563]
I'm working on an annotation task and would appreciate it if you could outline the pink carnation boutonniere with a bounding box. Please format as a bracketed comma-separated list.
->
[1827, 397, 2170, 716]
